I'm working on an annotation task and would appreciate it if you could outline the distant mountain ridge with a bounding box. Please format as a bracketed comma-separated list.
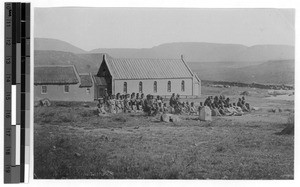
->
[35, 38, 294, 63]
[35, 38, 87, 54]
[190, 59, 294, 84]
[34, 38, 295, 84]
[90, 42, 294, 64]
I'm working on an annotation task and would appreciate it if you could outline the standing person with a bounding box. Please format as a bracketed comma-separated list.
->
[110, 95, 116, 114]
[119, 93, 123, 113]
[136, 93, 141, 112]
[140, 93, 145, 111]
[143, 94, 152, 116]
[174, 94, 182, 114]
[130, 92, 137, 112]
[106, 95, 112, 113]
[169, 93, 176, 107]
[124, 94, 131, 113]
[115, 93, 121, 113]
[103, 88, 109, 105]
[156, 95, 162, 112]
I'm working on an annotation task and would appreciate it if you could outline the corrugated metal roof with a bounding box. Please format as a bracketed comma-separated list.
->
[104, 55, 194, 80]
[79, 74, 93, 87]
[92, 75, 107, 86]
[34, 65, 79, 85]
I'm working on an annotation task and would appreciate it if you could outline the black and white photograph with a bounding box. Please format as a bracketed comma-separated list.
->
[33, 6, 295, 180]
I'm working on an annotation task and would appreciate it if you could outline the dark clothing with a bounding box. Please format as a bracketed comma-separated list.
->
[204, 98, 210, 106]
[169, 96, 176, 107]
[237, 101, 243, 108]
[143, 99, 155, 116]
[130, 98, 136, 110]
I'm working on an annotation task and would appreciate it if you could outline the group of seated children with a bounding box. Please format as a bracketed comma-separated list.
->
[203, 95, 250, 116]
[97, 92, 251, 117]
[97, 92, 198, 116]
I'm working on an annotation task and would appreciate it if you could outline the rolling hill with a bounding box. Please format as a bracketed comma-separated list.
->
[35, 38, 87, 54]
[90, 42, 294, 65]
[190, 60, 294, 84]
[34, 50, 102, 73]
[34, 38, 295, 84]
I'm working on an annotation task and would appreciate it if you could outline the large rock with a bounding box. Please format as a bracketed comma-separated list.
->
[160, 114, 180, 122]
[199, 106, 212, 121]
[170, 115, 181, 122]
[161, 114, 172, 122]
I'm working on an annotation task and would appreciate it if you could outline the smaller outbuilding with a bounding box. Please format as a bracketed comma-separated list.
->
[34, 65, 96, 101]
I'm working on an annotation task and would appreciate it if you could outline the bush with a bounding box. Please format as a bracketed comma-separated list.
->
[80, 110, 95, 117]
[276, 113, 294, 135]
[55, 102, 73, 107]
[41, 117, 53, 124]
[113, 116, 127, 123]
[57, 113, 73, 123]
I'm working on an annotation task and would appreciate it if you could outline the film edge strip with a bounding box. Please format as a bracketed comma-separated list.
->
[4, 2, 30, 184]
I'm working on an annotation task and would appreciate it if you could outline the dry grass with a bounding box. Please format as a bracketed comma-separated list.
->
[34, 86, 294, 179]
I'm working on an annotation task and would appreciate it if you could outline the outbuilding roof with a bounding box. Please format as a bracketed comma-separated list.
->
[79, 73, 93, 87]
[103, 55, 195, 80]
[34, 65, 79, 85]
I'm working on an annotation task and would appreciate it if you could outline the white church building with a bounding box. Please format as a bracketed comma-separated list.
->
[95, 54, 201, 98]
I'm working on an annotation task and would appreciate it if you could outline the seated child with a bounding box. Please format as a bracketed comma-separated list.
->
[97, 99, 107, 116]
[233, 103, 244, 115]
[189, 102, 197, 115]
[163, 103, 169, 114]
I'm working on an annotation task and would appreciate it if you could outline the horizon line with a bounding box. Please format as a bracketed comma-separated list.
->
[35, 37, 295, 52]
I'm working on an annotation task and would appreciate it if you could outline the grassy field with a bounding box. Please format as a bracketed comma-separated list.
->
[34, 86, 294, 179]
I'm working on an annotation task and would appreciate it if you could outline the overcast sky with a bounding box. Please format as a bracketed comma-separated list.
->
[34, 8, 294, 51]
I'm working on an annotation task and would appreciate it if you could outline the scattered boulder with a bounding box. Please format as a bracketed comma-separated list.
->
[170, 115, 181, 122]
[161, 114, 172, 122]
[160, 114, 181, 122]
